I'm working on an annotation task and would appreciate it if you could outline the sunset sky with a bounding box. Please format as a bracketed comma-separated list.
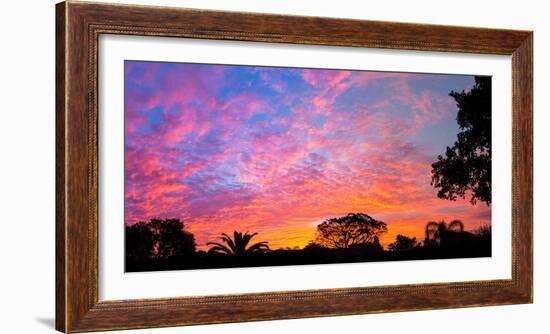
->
[124, 60, 491, 250]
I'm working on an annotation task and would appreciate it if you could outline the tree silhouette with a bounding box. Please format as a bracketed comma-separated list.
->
[388, 234, 419, 252]
[303, 241, 328, 252]
[424, 219, 465, 248]
[314, 213, 387, 249]
[472, 224, 492, 252]
[472, 224, 491, 239]
[125, 221, 155, 262]
[148, 218, 196, 259]
[431, 76, 491, 205]
[207, 231, 270, 256]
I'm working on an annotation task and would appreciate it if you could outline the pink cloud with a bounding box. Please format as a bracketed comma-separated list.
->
[125, 62, 486, 250]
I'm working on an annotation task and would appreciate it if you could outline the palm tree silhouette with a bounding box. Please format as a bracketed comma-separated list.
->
[424, 219, 464, 246]
[448, 219, 464, 232]
[207, 231, 270, 256]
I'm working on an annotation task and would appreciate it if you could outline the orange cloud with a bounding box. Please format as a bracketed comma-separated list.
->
[124, 61, 485, 250]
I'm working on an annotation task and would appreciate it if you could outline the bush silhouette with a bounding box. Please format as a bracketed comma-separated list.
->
[388, 235, 419, 252]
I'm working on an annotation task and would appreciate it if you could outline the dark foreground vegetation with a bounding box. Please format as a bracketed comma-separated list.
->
[125, 214, 491, 272]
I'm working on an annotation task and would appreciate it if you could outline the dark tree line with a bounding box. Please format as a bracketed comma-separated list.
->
[125, 214, 491, 272]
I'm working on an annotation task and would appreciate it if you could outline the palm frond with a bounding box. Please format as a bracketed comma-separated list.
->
[208, 230, 268, 256]
[221, 233, 238, 254]
[448, 219, 464, 232]
[206, 242, 233, 255]
[241, 232, 258, 246]
[425, 221, 439, 237]
[245, 241, 269, 254]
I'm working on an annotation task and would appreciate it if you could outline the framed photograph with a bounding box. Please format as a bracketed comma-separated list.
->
[56, 1, 532, 332]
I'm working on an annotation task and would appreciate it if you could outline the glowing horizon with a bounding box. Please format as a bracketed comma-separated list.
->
[124, 61, 491, 250]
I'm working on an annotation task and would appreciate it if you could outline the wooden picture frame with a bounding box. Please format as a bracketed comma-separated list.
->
[56, 1, 532, 332]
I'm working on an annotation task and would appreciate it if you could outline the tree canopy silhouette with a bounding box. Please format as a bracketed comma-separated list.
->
[388, 234, 419, 252]
[207, 231, 270, 256]
[431, 76, 491, 205]
[125, 218, 196, 262]
[314, 213, 387, 249]
[424, 219, 465, 248]
[148, 218, 196, 259]
[126, 221, 155, 262]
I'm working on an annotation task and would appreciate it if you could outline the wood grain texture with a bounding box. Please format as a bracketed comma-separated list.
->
[55, 1, 533, 332]
[55, 2, 67, 332]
